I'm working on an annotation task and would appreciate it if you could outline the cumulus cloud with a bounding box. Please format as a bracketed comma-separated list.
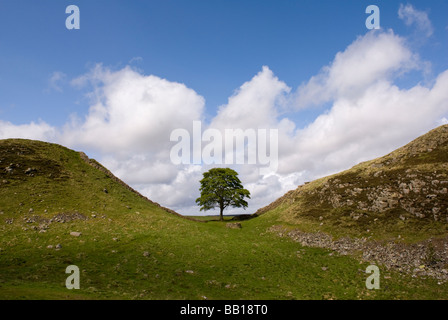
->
[62, 64, 207, 210]
[0, 119, 57, 141]
[280, 71, 448, 177]
[1, 26, 448, 216]
[64, 64, 205, 155]
[137, 165, 203, 211]
[210, 66, 290, 130]
[201, 67, 293, 211]
[295, 30, 418, 109]
[277, 30, 447, 182]
[2, 64, 207, 212]
[202, 29, 448, 212]
[398, 4, 434, 37]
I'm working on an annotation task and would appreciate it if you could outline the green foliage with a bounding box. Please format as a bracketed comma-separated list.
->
[196, 168, 250, 221]
[1, 139, 447, 300]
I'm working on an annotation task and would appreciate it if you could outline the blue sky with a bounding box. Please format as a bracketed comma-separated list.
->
[1, 1, 448, 214]
[1, 0, 446, 126]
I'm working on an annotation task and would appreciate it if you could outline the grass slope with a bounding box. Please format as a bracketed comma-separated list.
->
[255, 125, 448, 242]
[1, 139, 447, 299]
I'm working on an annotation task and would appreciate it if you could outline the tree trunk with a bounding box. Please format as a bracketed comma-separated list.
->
[219, 203, 224, 221]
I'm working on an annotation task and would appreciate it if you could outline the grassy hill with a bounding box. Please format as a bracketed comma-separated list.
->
[254, 124, 448, 241]
[252, 125, 448, 287]
[1, 137, 447, 300]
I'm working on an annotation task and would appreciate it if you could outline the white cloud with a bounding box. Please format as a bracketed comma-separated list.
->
[280, 71, 448, 177]
[276, 30, 448, 181]
[1, 28, 448, 216]
[0, 120, 57, 141]
[63, 64, 205, 155]
[61, 64, 207, 211]
[398, 4, 434, 37]
[295, 30, 418, 109]
[199, 30, 448, 213]
[137, 165, 204, 212]
[102, 155, 179, 185]
[210, 66, 290, 130]
[47, 71, 67, 93]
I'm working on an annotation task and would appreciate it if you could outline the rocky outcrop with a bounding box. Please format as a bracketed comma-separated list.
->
[269, 225, 448, 282]
[316, 169, 448, 222]
[254, 125, 448, 223]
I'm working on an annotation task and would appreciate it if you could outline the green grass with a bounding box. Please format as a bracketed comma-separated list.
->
[274, 202, 448, 243]
[259, 126, 448, 243]
[2, 210, 447, 300]
[1, 138, 448, 300]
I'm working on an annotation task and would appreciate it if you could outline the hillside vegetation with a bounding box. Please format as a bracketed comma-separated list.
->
[253, 125, 448, 285]
[255, 124, 448, 241]
[1, 136, 447, 300]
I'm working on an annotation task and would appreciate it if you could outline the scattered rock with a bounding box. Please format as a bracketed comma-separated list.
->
[52, 212, 88, 223]
[5, 165, 14, 174]
[269, 225, 448, 282]
[47, 243, 62, 250]
[143, 251, 150, 257]
[70, 232, 82, 237]
[185, 270, 194, 274]
[226, 222, 242, 229]
[24, 167, 37, 175]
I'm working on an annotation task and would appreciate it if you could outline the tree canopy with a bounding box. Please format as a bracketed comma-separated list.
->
[195, 168, 251, 221]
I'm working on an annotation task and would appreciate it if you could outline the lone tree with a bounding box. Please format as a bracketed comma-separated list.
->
[196, 168, 250, 221]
